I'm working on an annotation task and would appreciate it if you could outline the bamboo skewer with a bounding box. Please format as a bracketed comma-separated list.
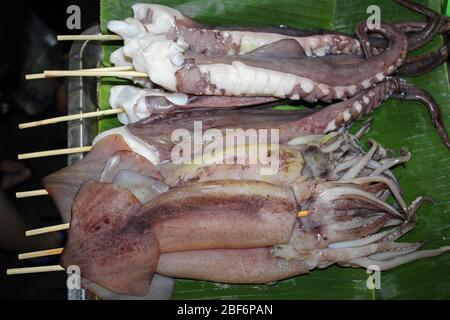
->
[43, 70, 148, 78]
[7, 265, 65, 275]
[18, 248, 64, 260]
[25, 73, 46, 80]
[57, 34, 123, 41]
[13, 49, 133, 279]
[16, 189, 49, 198]
[26, 223, 70, 236]
[25, 66, 134, 80]
[15, 37, 147, 280]
[19, 108, 124, 129]
[18, 146, 92, 160]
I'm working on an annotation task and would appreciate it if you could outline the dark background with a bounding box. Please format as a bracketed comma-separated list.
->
[0, 0, 100, 299]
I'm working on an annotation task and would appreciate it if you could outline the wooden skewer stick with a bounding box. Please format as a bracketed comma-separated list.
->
[18, 248, 64, 260]
[18, 146, 92, 160]
[43, 70, 148, 78]
[25, 66, 134, 80]
[19, 108, 124, 129]
[16, 189, 49, 198]
[57, 34, 123, 41]
[26, 223, 70, 236]
[7, 265, 65, 275]
[25, 73, 46, 80]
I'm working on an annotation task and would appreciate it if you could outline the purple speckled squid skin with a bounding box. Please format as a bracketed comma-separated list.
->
[57, 129, 449, 297]
[44, 77, 399, 222]
[173, 23, 407, 103]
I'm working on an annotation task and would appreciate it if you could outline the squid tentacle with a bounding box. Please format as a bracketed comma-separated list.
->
[394, 0, 445, 51]
[370, 149, 411, 176]
[318, 185, 404, 219]
[294, 193, 444, 270]
[319, 76, 450, 151]
[397, 34, 449, 76]
[377, 196, 432, 243]
[340, 140, 379, 180]
[368, 1, 447, 54]
[368, 160, 401, 189]
[356, 21, 407, 65]
[307, 242, 423, 267]
[392, 80, 450, 150]
[354, 118, 373, 140]
[380, 223, 416, 243]
[366, 243, 423, 261]
[404, 196, 436, 221]
[335, 175, 408, 213]
[327, 227, 405, 249]
[347, 246, 450, 270]
[392, 19, 450, 34]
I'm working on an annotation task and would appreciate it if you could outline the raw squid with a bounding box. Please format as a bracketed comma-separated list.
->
[102, 0, 450, 150]
[108, 1, 448, 63]
[109, 85, 277, 125]
[108, 22, 406, 101]
[111, 77, 450, 147]
[58, 131, 449, 296]
[106, 1, 449, 101]
[45, 76, 450, 223]
[41, 100, 380, 221]
[107, 3, 362, 63]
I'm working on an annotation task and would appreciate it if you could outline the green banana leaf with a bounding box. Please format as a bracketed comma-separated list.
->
[98, 0, 450, 299]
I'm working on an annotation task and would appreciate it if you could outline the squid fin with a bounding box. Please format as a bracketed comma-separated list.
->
[246, 39, 306, 58]
[61, 181, 160, 296]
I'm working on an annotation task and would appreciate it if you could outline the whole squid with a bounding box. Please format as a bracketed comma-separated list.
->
[109, 76, 450, 151]
[108, 0, 450, 100]
[59, 131, 449, 297]
[108, 1, 448, 62]
[112, 20, 407, 102]
[44, 78, 450, 224]
[102, 0, 450, 152]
